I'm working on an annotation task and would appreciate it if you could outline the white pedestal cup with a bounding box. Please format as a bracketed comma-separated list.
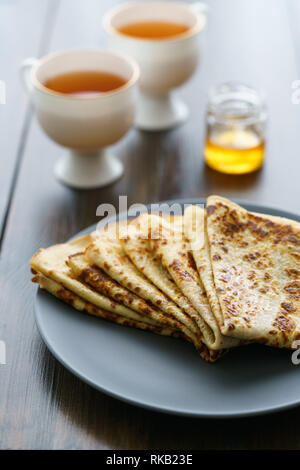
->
[103, 1, 207, 131]
[20, 49, 139, 189]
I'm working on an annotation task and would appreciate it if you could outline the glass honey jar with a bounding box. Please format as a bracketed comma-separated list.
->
[204, 83, 267, 174]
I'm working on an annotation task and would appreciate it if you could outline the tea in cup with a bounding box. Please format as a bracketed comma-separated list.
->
[20, 49, 139, 189]
[103, 1, 207, 131]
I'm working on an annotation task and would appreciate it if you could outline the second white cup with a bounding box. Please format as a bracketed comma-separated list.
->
[103, 1, 207, 131]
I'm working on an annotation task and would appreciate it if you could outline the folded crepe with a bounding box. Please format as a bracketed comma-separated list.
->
[85, 224, 218, 361]
[30, 235, 181, 338]
[33, 272, 179, 338]
[184, 205, 241, 347]
[205, 195, 300, 348]
[67, 249, 199, 347]
[140, 213, 236, 350]
[68, 251, 170, 321]
[121, 214, 201, 337]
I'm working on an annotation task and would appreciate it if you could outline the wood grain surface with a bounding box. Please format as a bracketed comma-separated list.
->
[0, 0, 300, 449]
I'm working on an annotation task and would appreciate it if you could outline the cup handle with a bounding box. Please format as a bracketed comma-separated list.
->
[20, 58, 38, 95]
[190, 2, 209, 15]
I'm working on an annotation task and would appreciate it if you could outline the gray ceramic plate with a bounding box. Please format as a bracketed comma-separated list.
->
[35, 198, 300, 418]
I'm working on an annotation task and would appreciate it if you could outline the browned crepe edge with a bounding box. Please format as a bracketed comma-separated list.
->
[33, 272, 184, 339]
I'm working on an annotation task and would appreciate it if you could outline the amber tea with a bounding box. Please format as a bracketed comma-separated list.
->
[117, 21, 190, 40]
[43, 70, 127, 96]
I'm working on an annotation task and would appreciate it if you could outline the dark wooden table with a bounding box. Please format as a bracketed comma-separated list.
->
[1, 0, 300, 450]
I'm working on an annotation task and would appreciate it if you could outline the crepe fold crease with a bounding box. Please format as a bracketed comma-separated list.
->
[184, 205, 241, 348]
[33, 272, 180, 337]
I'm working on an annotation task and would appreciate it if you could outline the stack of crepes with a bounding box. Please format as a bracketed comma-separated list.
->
[30, 196, 300, 362]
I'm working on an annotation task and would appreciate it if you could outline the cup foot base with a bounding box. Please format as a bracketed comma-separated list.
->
[54, 150, 123, 189]
[135, 93, 189, 131]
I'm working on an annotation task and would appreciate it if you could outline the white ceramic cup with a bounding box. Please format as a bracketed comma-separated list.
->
[103, 1, 207, 131]
[20, 49, 139, 189]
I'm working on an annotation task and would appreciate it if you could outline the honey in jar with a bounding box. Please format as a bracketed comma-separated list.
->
[204, 83, 266, 174]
